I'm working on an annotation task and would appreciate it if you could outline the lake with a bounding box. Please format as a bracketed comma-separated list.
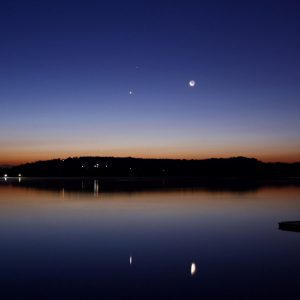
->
[0, 178, 300, 299]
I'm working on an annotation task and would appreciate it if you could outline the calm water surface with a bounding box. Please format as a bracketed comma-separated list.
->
[0, 178, 300, 299]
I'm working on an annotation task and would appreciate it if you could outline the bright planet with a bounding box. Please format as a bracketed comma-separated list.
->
[189, 80, 196, 87]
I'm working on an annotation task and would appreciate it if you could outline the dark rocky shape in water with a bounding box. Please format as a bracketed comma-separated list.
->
[278, 221, 300, 232]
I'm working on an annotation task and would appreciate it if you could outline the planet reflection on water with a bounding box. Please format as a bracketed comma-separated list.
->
[191, 262, 197, 276]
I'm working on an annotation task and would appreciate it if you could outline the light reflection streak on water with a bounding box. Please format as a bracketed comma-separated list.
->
[94, 180, 99, 197]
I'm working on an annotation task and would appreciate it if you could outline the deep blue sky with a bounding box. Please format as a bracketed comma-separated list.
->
[1, 0, 300, 164]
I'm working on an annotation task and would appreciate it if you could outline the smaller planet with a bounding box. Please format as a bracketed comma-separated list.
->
[189, 80, 196, 87]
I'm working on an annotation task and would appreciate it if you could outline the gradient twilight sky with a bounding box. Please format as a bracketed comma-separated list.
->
[1, 0, 300, 165]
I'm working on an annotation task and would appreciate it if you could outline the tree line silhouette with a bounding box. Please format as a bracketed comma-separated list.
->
[1, 156, 300, 178]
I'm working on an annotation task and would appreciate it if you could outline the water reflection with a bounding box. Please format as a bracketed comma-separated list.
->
[2, 176, 300, 194]
[0, 179, 300, 299]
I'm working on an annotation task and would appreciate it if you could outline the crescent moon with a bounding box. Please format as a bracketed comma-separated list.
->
[189, 80, 196, 87]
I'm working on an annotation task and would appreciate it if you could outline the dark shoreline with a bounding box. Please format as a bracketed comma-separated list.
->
[2, 176, 300, 194]
[1, 156, 300, 181]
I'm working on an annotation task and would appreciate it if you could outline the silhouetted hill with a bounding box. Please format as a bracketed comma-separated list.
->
[1, 156, 300, 178]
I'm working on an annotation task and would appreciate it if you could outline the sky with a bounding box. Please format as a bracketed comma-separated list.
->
[1, 0, 300, 165]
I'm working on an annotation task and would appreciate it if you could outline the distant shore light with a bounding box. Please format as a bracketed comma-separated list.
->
[18, 174, 22, 177]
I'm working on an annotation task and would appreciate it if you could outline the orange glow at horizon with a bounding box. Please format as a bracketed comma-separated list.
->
[1, 146, 300, 166]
